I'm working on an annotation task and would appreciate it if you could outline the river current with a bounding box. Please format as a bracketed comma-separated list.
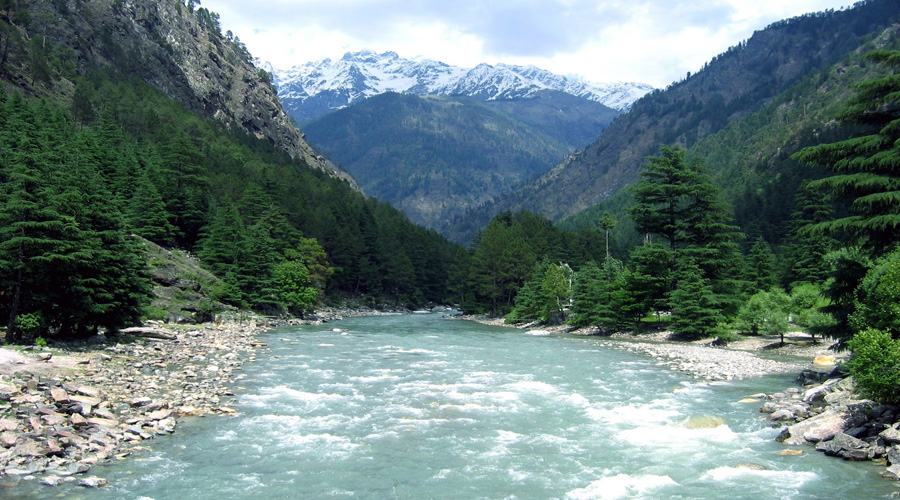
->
[10, 313, 897, 499]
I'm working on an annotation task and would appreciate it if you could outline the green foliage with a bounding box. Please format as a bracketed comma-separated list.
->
[670, 257, 724, 340]
[744, 237, 777, 293]
[736, 288, 791, 340]
[0, 91, 153, 341]
[851, 247, 900, 337]
[14, 312, 42, 340]
[820, 247, 872, 340]
[846, 329, 900, 404]
[273, 260, 318, 315]
[790, 282, 834, 339]
[33, 335, 47, 348]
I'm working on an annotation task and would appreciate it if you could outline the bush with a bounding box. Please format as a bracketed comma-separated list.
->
[851, 248, 900, 337]
[846, 329, 900, 404]
[14, 313, 43, 339]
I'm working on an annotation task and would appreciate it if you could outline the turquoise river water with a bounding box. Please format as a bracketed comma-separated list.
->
[8, 313, 898, 499]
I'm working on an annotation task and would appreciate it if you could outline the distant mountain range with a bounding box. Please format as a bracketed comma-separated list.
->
[271, 51, 654, 123]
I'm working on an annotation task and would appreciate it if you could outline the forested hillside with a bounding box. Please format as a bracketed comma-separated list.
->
[304, 91, 618, 231]
[0, 0, 461, 342]
[446, 0, 900, 243]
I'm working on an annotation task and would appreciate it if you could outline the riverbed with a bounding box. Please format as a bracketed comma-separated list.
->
[7, 313, 897, 499]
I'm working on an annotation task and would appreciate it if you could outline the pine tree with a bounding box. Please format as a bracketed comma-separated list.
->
[629, 145, 696, 253]
[127, 173, 176, 246]
[670, 257, 723, 339]
[630, 144, 743, 317]
[783, 183, 838, 287]
[793, 50, 900, 254]
[744, 237, 777, 293]
[569, 261, 602, 327]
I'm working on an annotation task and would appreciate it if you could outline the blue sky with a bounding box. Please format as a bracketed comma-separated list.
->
[204, 0, 854, 88]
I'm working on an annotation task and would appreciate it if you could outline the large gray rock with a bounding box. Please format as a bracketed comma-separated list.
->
[802, 377, 855, 403]
[779, 408, 849, 445]
[882, 464, 900, 480]
[823, 432, 873, 461]
[881, 426, 900, 445]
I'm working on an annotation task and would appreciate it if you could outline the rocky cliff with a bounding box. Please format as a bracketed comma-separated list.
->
[0, 0, 353, 185]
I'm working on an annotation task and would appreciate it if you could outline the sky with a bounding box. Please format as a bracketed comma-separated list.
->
[203, 0, 854, 88]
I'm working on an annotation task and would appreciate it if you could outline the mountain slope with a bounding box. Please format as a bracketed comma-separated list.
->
[0, 0, 463, 317]
[304, 91, 618, 229]
[481, 0, 900, 229]
[0, 0, 351, 184]
[273, 50, 652, 123]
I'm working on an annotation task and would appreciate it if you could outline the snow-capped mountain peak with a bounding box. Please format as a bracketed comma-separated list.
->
[272, 51, 654, 123]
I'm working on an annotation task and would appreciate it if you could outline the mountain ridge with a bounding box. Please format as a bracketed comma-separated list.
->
[272, 50, 653, 123]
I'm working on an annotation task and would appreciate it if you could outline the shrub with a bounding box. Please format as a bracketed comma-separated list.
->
[846, 329, 900, 404]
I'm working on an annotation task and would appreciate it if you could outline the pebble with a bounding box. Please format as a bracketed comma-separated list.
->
[0, 319, 268, 485]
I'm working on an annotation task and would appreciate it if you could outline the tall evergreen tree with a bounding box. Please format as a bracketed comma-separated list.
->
[793, 50, 900, 255]
[744, 236, 778, 293]
[670, 257, 723, 339]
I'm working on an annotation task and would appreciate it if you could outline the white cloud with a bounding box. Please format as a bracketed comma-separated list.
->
[204, 0, 854, 88]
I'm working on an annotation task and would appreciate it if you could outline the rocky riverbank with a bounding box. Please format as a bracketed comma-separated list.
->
[0, 319, 267, 488]
[758, 372, 900, 481]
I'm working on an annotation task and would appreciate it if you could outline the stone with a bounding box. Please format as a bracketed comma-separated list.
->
[1, 431, 19, 447]
[881, 427, 900, 444]
[823, 432, 872, 461]
[779, 449, 805, 456]
[177, 405, 205, 417]
[778, 408, 848, 445]
[15, 439, 49, 457]
[37, 353, 53, 362]
[759, 402, 778, 413]
[41, 475, 63, 486]
[78, 476, 109, 488]
[130, 397, 153, 407]
[884, 464, 900, 480]
[75, 386, 103, 398]
[813, 355, 836, 366]
[86, 417, 119, 428]
[802, 378, 844, 402]
[66, 462, 91, 475]
[770, 409, 794, 421]
[0, 418, 19, 431]
[888, 445, 900, 465]
[70, 394, 102, 407]
[50, 387, 69, 403]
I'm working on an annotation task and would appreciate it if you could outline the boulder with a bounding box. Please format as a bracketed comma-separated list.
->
[802, 377, 853, 403]
[778, 408, 848, 445]
[78, 476, 109, 488]
[883, 464, 900, 480]
[770, 409, 795, 421]
[823, 432, 873, 461]
[881, 426, 900, 445]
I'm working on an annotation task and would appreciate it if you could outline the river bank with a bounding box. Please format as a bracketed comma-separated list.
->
[0, 319, 270, 487]
[461, 314, 845, 381]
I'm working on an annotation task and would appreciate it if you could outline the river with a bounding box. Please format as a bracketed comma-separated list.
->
[8, 313, 896, 499]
